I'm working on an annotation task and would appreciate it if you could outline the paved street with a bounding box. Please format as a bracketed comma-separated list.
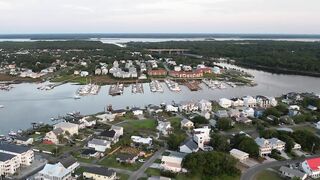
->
[129, 147, 166, 180]
[241, 155, 320, 180]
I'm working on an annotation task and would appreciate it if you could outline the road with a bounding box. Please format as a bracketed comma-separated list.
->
[129, 147, 166, 180]
[241, 154, 320, 180]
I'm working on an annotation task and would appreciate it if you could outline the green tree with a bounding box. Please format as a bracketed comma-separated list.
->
[210, 133, 230, 152]
[217, 118, 233, 131]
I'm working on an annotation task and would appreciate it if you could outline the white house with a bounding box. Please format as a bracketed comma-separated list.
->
[230, 149, 249, 162]
[80, 71, 89, 77]
[0, 152, 21, 176]
[88, 139, 111, 152]
[132, 108, 144, 116]
[179, 101, 199, 112]
[161, 156, 184, 173]
[83, 167, 117, 180]
[181, 119, 194, 129]
[53, 122, 79, 136]
[242, 108, 255, 118]
[243, 96, 257, 107]
[302, 157, 320, 179]
[110, 125, 124, 137]
[198, 99, 212, 112]
[255, 137, 285, 156]
[219, 98, 232, 108]
[36, 163, 72, 180]
[193, 126, 211, 150]
[96, 113, 116, 122]
[231, 98, 244, 107]
[131, 136, 152, 145]
[269, 138, 286, 151]
[157, 121, 172, 136]
[280, 166, 307, 180]
[179, 139, 199, 154]
[165, 105, 179, 112]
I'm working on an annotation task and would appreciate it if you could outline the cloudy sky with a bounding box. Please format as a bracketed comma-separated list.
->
[0, 0, 319, 34]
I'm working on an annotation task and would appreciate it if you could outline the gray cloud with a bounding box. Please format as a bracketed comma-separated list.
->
[0, 0, 319, 34]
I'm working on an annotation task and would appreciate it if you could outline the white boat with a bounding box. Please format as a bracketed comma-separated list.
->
[8, 130, 17, 136]
[0, 105, 4, 108]
[73, 95, 81, 99]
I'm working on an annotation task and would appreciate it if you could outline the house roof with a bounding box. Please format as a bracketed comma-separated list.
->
[0, 152, 16, 162]
[81, 149, 98, 155]
[84, 167, 115, 177]
[181, 119, 193, 125]
[230, 149, 249, 157]
[39, 163, 71, 178]
[117, 153, 137, 161]
[89, 138, 111, 146]
[0, 143, 30, 154]
[306, 157, 320, 171]
[52, 128, 64, 136]
[180, 138, 198, 151]
[100, 130, 116, 138]
[279, 166, 306, 178]
[59, 156, 78, 169]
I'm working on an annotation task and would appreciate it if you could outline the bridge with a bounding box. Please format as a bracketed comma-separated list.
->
[146, 48, 190, 54]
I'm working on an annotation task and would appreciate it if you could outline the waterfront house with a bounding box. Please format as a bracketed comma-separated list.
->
[181, 119, 194, 129]
[179, 138, 199, 154]
[36, 163, 72, 180]
[83, 167, 117, 180]
[231, 98, 244, 107]
[14, 136, 34, 145]
[111, 109, 127, 117]
[43, 128, 64, 145]
[148, 105, 163, 114]
[279, 166, 307, 180]
[219, 98, 232, 108]
[53, 122, 79, 136]
[132, 108, 144, 116]
[147, 69, 167, 76]
[230, 149, 249, 162]
[165, 104, 179, 112]
[198, 99, 212, 112]
[88, 138, 111, 152]
[179, 101, 199, 112]
[96, 113, 116, 122]
[302, 157, 320, 179]
[243, 96, 257, 108]
[256, 95, 277, 108]
[160, 155, 184, 173]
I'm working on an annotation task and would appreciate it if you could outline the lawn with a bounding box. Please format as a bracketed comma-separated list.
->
[145, 168, 161, 177]
[254, 170, 283, 180]
[118, 173, 130, 180]
[98, 155, 143, 171]
[292, 125, 318, 134]
[122, 119, 157, 129]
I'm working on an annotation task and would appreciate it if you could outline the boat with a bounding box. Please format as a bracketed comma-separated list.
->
[73, 95, 81, 99]
[8, 130, 17, 137]
[164, 79, 181, 92]
[0, 105, 4, 108]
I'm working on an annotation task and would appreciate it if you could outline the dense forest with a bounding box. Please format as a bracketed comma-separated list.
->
[128, 41, 320, 75]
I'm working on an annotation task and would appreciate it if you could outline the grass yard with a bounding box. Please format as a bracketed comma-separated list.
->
[118, 173, 130, 180]
[292, 125, 318, 134]
[254, 170, 283, 180]
[98, 155, 143, 171]
[120, 119, 157, 136]
[145, 168, 161, 177]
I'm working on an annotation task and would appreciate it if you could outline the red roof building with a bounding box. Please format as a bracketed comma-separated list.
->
[147, 69, 167, 76]
[169, 70, 203, 78]
[302, 157, 320, 178]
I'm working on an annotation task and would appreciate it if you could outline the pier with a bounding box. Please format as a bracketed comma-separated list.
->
[164, 79, 181, 92]
[109, 82, 124, 96]
[184, 80, 201, 91]
[132, 81, 144, 94]
[149, 80, 164, 93]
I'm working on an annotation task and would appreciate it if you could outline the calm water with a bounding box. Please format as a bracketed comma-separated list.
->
[0, 64, 320, 134]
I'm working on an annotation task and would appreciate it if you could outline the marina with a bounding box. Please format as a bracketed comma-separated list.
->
[149, 80, 164, 93]
[184, 80, 202, 91]
[202, 79, 228, 89]
[164, 79, 181, 92]
[77, 83, 100, 96]
[109, 82, 124, 96]
[0, 64, 320, 134]
[0, 84, 13, 91]
[132, 82, 144, 94]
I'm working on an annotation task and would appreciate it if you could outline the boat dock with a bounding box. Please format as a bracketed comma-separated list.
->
[164, 79, 181, 92]
[77, 84, 100, 96]
[0, 84, 13, 91]
[132, 82, 144, 94]
[202, 79, 227, 89]
[109, 82, 124, 96]
[184, 80, 201, 91]
[150, 80, 164, 93]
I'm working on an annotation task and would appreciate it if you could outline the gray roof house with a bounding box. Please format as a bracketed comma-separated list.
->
[279, 166, 307, 180]
[179, 138, 199, 154]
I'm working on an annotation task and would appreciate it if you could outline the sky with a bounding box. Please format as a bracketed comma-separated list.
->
[0, 0, 319, 34]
